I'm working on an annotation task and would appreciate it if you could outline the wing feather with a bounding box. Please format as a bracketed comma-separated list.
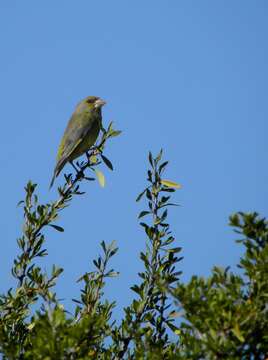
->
[57, 110, 95, 162]
[49, 109, 96, 188]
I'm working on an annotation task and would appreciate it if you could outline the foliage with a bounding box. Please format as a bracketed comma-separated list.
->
[111, 149, 182, 359]
[172, 212, 268, 359]
[0, 127, 267, 359]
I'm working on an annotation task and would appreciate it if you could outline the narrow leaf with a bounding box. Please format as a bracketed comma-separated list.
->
[17, 200, 24, 207]
[49, 224, 64, 232]
[161, 179, 182, 189]
[107, 271, 119, 277]
[95, 169, 105, 187]
[155, 149, 163, 164]
[72, 298, 82, 304]
[138, 210, 151, 219]
[159, 203, 180, 209]
[107, 121, 113, 133]
[148, 152, 153, 167]
[232, 324, 245, 342]
[101, 154, 113, 170]
[109, 130, 122, 138]
[136, 188, 147, 202]
[159, 161, 168, 174]
[167, 247, 182, 253]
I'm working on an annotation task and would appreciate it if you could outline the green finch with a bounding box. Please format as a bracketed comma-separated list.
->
[50, 96, 106, 188]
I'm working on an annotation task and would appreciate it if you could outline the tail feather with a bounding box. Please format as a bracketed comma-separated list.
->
[49, 171, 57, 189]
[49, 158, 66, 189]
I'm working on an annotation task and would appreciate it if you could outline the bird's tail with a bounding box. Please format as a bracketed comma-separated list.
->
[49, 171, 57, 189]
[49, 159, 66, 189]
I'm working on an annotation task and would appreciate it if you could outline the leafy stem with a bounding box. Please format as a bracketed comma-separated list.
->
[114, 150, 182, 359]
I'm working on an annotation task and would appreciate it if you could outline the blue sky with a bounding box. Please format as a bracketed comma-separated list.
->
[1, 1, 267, 317]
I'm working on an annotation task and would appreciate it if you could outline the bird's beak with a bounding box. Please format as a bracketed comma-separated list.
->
[95, 98, 106, 108]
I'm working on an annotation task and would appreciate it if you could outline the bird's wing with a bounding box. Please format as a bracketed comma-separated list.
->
[50, 111, 97, 186]
[57, 110, 95, 164]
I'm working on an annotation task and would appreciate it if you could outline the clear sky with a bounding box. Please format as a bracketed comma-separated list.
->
[1, 1, 267, 317]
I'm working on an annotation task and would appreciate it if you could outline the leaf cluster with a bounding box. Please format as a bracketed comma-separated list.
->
[172, 212, 268, 359]
[0, 140, 267, 359]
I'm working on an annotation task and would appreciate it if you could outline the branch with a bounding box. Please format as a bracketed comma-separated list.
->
[114, 150, 182, 359]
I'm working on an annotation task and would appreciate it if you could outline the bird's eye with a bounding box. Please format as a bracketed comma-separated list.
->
[87, 97, 98, 104]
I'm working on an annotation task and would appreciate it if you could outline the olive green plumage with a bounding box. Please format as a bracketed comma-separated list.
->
[50, 96, 106, 188]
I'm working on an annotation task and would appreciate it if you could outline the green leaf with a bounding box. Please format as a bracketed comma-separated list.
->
[166, 321, 180, 332]
[146, 188, 152, 200]
[36, 250, 48, 257]
[131, 284, 142, 295]
[95, 169, 105, 187]
[159, 203, 179, 209]
[17, 200, 24, 207]
[109, 130, 122, 138]
[154, 217, 162, 225]
[136, 188, 147, 202]
[232, 324, 245, 342]
[161, 179, 182, 189]
[101, 154, 113, 170]
[159, 161, 168, 174]
[49, 224, 64, 232]
[107, 121, 113, 133]
[107, 271, 119, 277]
[155, 149, 163, 164]
[27, 322, 35, 331]
[101, 240, 107, 253]
[72, 298, 82, 304]
[93, 259, 101, 269]
[167, 247, 182, 253]
[109, 240, 117, 251]
[138, 210, 151, 219]
[53, 267, 64, 277]
[148, 152, 153, 167]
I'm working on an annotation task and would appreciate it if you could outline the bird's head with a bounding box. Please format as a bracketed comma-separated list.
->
[83, 96, 106, 110]
[76, 96, 106, 116]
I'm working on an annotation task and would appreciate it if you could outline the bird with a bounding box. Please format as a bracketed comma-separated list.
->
[50, 96, 106, 188]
